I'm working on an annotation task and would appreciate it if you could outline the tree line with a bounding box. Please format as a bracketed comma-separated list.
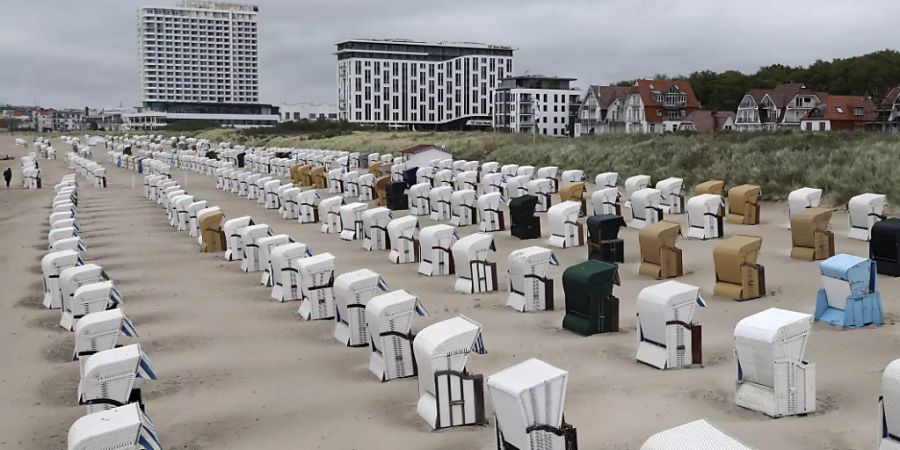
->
[616, 49, 900, 111]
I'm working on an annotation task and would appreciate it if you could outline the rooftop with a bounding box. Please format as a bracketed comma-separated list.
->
[336, 38, 513, 51]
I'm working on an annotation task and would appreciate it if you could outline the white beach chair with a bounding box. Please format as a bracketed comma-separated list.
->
[547, 201, 583, 248]
[42, 249, 84, 309]
[629, 188, 664, 230]
[223, 216, 254, 261]
[238, 224, 272, 272]
[848, 193, 887, 241]
[452, 233, 497, 294]
[787, 187, 823, 228]
[269, 243, 311, 302]
[507, 246, 558, 312]
[388, 215, 419, 264]
[296, 253, 336, 320]
[636, 280, 705, 369]
[67, 403, 161, 450]
[656, 177, 685, 214]
[526, 178, 554, 212]
[362, 207, 392, 251]
[429, 186, 453, 221]
[339, 202, 368, 241]
[78, 344, 156, 414]
[366, 289, 427, 381]
[640, 419, 754, 450]
[257, 234, 291, 286]
[450, 189, 478, 227]
[417, 224, 458, 276]
[297, 190, 320, 224]
[333, 269, 387, 347]
[478, 192, 505, 232]
[73, 309, 137, 362]
[685, 194, 725, 240]
[319, 195, 344, 234]
[409, 182, 432, 216]
[59, 264, 107, 330]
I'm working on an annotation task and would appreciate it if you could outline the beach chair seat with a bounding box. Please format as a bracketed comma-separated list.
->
[790, 208, 834, 261]
[333, 269, 387, 347]
[339, 202, 368, 241]
[507, 246, 557, 312]
[636, 281, 705, 369]
[726, 184, 761, 225]
[629, 188, 664, 229]
[547, 201, 584, 248]
[478, 192, 505, 232]
[296, 252, 336, 320]
[223, 216, 254, 261]
[417, 224, 457, 276]
[429, 186, 453, 221]
[197, 207, 225, 252]
[562, 259, 619, 336]
[366, 290, 426, 381]
[388, 215, 419, 264]
[319, 195, 344, 234]
[452, 233, 498, 294]
[848, 193, 887, 241]
[587, 214, 626, 263]
[641, 420, 754, 450]
[78, 344, 156, 414]
[713, 235, 765, 301]
[639, 221, 683, 279]
[815, 254, 882, 328]
[362, 207, 392, 251]
[450, 189, 477, 227]
[686, 194, 724, 240]
[269, 243, 311, 302]
[66, 403, 161, 450]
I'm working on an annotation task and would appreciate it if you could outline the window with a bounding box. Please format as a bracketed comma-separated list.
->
[819, 122, 826, 131]
[854, 107, 865, 116]
[656, 110, 663, 117]
[805, 122, 812, 131]
[836, 107, 844, 114]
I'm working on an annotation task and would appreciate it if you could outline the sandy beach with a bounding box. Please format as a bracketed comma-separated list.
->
[2, 133, 898, 450]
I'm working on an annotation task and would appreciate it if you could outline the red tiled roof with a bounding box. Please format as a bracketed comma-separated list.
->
[804, 95, 876, 121]
[632, 80, 700, 122]
[684, 110, 736, 132]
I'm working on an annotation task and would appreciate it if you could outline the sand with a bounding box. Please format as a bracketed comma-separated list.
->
[0, 133, 897, 450]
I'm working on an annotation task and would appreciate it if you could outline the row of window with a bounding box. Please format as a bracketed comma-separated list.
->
[143, 10, 255, 20]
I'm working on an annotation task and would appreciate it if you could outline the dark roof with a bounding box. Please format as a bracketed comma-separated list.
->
[588, 85, 633, 109]
[400, 144, 451, 155]
[684, 110, 735, 132]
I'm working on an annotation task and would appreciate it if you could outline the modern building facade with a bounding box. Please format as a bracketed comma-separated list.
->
[492, 76, 580, 137]
[134, 0, 278, 128]
[335, 39, 514, 129]
[279, 103, 338, 122]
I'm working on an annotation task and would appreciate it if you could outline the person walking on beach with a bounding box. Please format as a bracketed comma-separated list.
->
[3, 168, 11, 188]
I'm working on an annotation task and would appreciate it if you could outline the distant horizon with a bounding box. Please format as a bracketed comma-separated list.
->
[4, 0, 900, 109]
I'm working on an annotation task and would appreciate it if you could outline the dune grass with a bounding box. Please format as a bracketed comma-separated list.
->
[232, 130, 900, 205]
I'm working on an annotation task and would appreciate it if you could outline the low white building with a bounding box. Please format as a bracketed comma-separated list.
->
[123, 108, 279, 130]
[493, 76, 581, 137]
[279, 103, 338, 122]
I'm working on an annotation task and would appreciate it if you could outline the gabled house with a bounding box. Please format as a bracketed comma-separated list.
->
[734, 83, 826, 131]
[577, 85, 631, 135]
[875, 85, 900, 132]
[800, 95, 876, 132]
[622, 80, 700, 133]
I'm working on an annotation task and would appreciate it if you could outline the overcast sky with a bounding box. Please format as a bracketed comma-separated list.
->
[2, 0, 899, 108]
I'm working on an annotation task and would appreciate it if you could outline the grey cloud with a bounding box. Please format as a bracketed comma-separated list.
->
[2, 0, 900, 108]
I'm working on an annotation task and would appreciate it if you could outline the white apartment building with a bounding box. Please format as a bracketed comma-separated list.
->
[132, 1, 278, 128]
[139, 0, 259, 105]
[279, 103, 338, 122]
[492, 76, 580, 137]
[335, 39, 514, 129]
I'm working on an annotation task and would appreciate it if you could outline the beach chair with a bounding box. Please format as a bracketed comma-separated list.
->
[735, 308, 815, 417]
[51, 236, 86, 253]
[386, 180, 408, 211]
[482, 172, 503, 194]
[223, 216, 254, 261]
[297, 190, 320, 224]
[433, 169, 454, 189]
[488, 358, 576, 450]
[505, 175, 529, 202]
[879, 360, 900, 449]
[198, 207, 225, 252]
[639, 221, 683, 279]
[63, 280, 122, 332]
[296, 253, 336, 320]
[510, 195, 541, 240]
[311, 166, 328, 189]
[694, 179, 724, 196]
[59, 264, 108, 329]
[478, 192, 505, 232]
[333, 269, 387, 347]
[339, 202, 367, 241]
[790, 208, 834, 261]
[452, 233, 497, 294]
[587, 214, 626, 263]
[562, 259, 619, 336]
[257, 234, 291, 286]
[238, 224, 272, 272]
[636, 280, 705, 369]
[787, 187, 823, 228]
[559, 181, 586, 216]
[362, 207, 392, 251]
[409, 182, 432, 216]
[413, 316, 486, 429]
[327, 168, 345, 194]
[450, 190, 478, 227]
[429, 186, 453, 221]
[269, 243, 311, 301]
[374, 175, 390, 207]
[591, 187, 621, 216]
[42, 250, 84, 309]
[66, 403, 161, 450]
[456, 170, 479, 192]
[357, 173, 375, 202]
[848, 193, 887, 241]
[526, 178, 554, 212]
[366, 290, 426, 381]
[814, 254, 882, 328]
[872, 218, 900, 276]
[342, 171, 359, 198]
[49, 227, 79, 250]
[73, 309, 137, 363]
[280, 187, 301, 220]
[186, 200, 208, 236]
[686, 194, 725, 240]
[640, 420, 754, 450]
[417, 224, 457, 276]
[263, 180, 282, 209]
[629, 188, 664, 229]
[624, 174, 651, 205]
[78, 344, 156, 414]
[547, 201, 584, 248]
[481, 161, 500, 177]
[501, 164, 519, 182]
[726, 184, 761, 225]
[713, 236, 765, 301]
[388, 215, 419, 264]
[319, 195, 344, 234]
[656, 177, 685, 214]
[595, 172, 619, 190]
[507, 246, 557, 312]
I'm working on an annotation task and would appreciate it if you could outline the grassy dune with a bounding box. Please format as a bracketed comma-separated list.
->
[241, 130, 900, 205]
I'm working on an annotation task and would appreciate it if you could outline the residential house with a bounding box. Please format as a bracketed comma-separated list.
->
[399, 144, 453, 170]
[734, 83, 826, 131]
[874, 85, 900, 132]
[577, 85, 631, 135]
[622, 80, 700, 133]
[677, 110, 736, 132]
[800, 95, 876, 131]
